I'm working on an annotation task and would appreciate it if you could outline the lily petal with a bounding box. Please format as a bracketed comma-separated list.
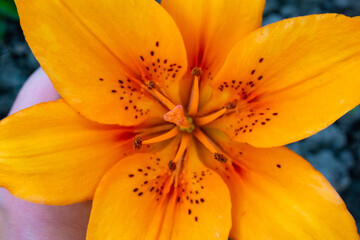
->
[229, 145, 358, 239]
[205, 14, 360, 147]
[161, 0, 264, 74]
[15, 0, 188, 125]
[87, 139, 231, 240]
[203, 131, 358, 239]
[0, 100, 135, 205]
[162, 0, 265, 108]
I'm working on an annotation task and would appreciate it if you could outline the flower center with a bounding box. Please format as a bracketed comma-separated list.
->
[134, 67, 234, 171]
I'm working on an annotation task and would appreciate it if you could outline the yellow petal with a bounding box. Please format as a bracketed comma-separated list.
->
[0, 99, 134, 205]
[15, 0, 188, 125]
[204, 14, 360, 147]
[87, 139, 231, 240]
[204, 131, 358, 239]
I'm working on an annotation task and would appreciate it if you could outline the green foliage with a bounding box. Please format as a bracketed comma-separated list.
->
[0, 0, 18, 20]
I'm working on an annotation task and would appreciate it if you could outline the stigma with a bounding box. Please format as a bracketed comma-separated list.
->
[163, 105, 194, 131]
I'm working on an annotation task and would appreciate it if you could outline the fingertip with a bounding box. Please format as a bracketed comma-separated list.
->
[9, 68, 60, 115]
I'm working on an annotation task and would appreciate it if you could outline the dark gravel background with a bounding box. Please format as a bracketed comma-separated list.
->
[0, 0, 359, 230]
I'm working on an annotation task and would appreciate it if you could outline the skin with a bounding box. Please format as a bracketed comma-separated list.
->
[0, 68, 91, 240]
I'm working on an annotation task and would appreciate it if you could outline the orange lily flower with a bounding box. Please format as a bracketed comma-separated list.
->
[1, 0, 360, 239]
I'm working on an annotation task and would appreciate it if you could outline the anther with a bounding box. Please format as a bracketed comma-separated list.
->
[133, 137, 143, 149]
[168, 161, 177, 171]
[147, 81, 156, 90]
[225, 102, 237, 110]
[214, 152, 228, 163]
[191, 67, 203, 77]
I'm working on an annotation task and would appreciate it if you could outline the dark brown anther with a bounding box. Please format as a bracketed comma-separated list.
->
[214, 152, 228, 163]
[133, 137, 143, 149]
[225, 102, 237, 110]
[191, 67, 203, 77]
[147, 81, 156, 90]
[168, 161, 177, 171]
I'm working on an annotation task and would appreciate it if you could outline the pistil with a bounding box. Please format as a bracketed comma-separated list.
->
[163, 105, 192, 129]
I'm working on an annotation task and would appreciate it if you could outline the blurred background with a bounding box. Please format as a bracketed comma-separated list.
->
[0, 0, 359, 230]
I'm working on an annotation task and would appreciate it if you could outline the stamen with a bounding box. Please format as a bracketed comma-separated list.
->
[225, 101, 237, 110]
[195, 108, 226, 126]
[142, 127, 179, 144]
[195, 102, 237, 126]
[126, 76, 176, 110]
[193, 129, 228, 164]
[150, 88, 176, 110]
[193, 129, 218, 153]
[146, 80, 156, 90]
[214, 153, 228, 163]
[133, 137, 142, 149]
[191, 67, 203, 77]
[168, 161, 177, 171]
[133, 124, 173, 134]
[164, 105, 191, 129]
[171, 133, 191, 168]
[188, 67, 202, 115]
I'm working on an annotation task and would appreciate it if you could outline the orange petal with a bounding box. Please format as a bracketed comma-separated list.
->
[15, 0, 188, 125]
[0, 99, 135, 205]
[161, 0, 265, 107]
[161, 0, 264, 73]
[203, 132, 358, 239]
[87, 138, 231, 239]
[204, 14, 360, 147]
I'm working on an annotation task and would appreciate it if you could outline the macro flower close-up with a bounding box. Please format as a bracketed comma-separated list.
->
[1, 0, 360, 239]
